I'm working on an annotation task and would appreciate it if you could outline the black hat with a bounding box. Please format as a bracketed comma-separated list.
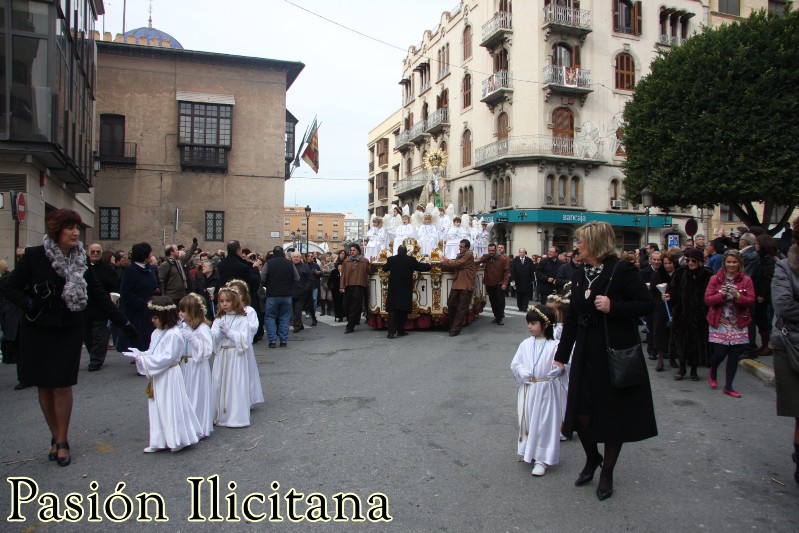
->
[350, 242, 361, 253]
[683, 247, 704, 263]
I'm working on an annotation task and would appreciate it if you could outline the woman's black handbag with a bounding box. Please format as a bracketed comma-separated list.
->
[603, 261, 648, 388]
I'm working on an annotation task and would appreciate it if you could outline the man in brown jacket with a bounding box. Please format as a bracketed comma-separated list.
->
[441, 239, 476, 337]
[479, 243, 510, 325]
[339, 243, 371, 333]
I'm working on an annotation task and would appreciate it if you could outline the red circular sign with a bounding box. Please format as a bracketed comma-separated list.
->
[684, 217, 698, 237]
[15, 193, 26, 223]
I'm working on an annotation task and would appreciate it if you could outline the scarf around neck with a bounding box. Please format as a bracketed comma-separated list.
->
[42, 235, 88, 311]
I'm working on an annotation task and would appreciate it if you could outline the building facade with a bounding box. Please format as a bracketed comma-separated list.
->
[367, 110, 402, 220]
[377, 0, 714, 254]
[0, 0, 103, 262]
[283, 206, 344, 252]
[344, 213, 364, 247]
[92, 30, 303, 254]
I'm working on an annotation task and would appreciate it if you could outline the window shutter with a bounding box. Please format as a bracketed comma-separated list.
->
[634, 1, 642, 36]
[613, 0, 620, 32]
[574, 45, 581, 69]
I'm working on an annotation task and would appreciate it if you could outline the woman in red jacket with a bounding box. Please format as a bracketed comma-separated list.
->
[704, 249, 756, 398]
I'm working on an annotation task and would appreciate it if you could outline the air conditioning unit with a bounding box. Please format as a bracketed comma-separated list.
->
[490, 199, 498, 209]
[611, 199, 623, 209]
[546, 195, 554, 205]
[570, 197, 578, 206]
[558, 196, 566, 206]
[620, 199, 629, 208]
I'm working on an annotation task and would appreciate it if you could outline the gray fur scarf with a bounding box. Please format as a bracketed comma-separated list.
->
[43, 235, 88, 312]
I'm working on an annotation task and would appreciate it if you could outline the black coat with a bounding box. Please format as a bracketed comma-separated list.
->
[118, 262, 159, 350]
[649, 266, 674, 354]
[216, 254, 261, 298]
[292, 262, 313, 299]
[86, 260, 121, 322]
[194, 268, 220, 320]
[382, 254, 432, 312]
[509, 256, 535, 294]
[555, 257, 657, 443]
[667, 266, 711, 367]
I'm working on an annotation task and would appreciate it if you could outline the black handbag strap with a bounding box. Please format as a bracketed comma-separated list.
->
[601, 260, 639, 350]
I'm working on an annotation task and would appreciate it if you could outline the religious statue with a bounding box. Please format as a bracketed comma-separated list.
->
[419, 148, 451, 208]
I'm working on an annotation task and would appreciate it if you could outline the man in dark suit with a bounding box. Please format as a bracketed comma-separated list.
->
[84, 243, 120, 372]
[382, 245, 432, 339]
[510, 247, 535, 311]
[535, 246, 563, 303]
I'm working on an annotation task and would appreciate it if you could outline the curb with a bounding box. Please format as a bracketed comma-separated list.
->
[739, 358, 774, 387]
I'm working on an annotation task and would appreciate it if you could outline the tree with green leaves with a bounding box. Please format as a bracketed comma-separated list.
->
[622, 9, 799, 235]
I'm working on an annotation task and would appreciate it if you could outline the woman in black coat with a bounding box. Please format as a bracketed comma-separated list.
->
[0, 209, 137, 466]
[330, 250, 346, 322]
[650, 251, 678, 371]
[118, 242, 159, 352]
[554, 222, 656, 501]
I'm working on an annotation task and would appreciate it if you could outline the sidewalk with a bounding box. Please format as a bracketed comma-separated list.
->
[739, 355, 775, 386]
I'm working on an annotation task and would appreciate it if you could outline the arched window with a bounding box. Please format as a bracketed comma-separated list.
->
[421, 102, 428, 122]
[468, 186, 474, 212]
[462, 129, 472, 168]
[500, 0, 512, 13]
[570, 177, 580, 206]
[545, 174, 555, 204]
[552, 43, 572, 67]
[462, 74, 472, 109]
[552, 108, 574, 155]
[463, 25, 472, 61]
[504, 176, 512, 207]
[458, 188, 464, 213]
[497, 112, 509, 141]
[421, 150, 427, 170]
[498, 178, 505, 208]
[439, 141, 447, 154]
[615, 53, 635, 90]
[614, 1, 641, 36]
[494, 48, 509, 72]
[610, 179, 619, 201]
[558, 176, 567, 205]
[405, 157, 412, 178]
[492, 178, 498, 204]
[437, 89, 449, 110]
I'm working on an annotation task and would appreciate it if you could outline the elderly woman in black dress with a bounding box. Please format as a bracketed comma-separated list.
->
[553, 221, 656, 501]
[0, 209, 137, 466]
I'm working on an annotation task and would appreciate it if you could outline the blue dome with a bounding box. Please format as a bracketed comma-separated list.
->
[123, 27, 183, 49]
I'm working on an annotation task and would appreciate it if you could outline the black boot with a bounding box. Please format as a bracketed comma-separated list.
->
[793, 443, 799, 486]
[320, 301, 326, 316]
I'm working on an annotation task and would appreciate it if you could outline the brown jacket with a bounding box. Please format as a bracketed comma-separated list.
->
[479, 253, 510, 287]
[341, 256, 371, 288]
[442, 251, 476, 291]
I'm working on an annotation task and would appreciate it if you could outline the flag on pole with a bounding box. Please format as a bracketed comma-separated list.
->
[301, 123, 320, 173]
[293, 117, 315, 169]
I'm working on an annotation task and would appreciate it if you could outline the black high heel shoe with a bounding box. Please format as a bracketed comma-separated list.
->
[55, 442, 70, 467]
[575, 453, 603, 486]
[48, 437, 57, 461]
[596, 474, 614, 501]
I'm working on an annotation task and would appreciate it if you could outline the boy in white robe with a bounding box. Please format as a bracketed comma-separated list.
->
[129, 296, 203, 453]
[444, 217, 470, 259]
[211, 288, 252, 427]
[178, 294, 214, 438]
[364, 218, 387, 261]
[225, 280, 265, 409]
[393, 215, 417, 255]
[510, 304, 563, 476]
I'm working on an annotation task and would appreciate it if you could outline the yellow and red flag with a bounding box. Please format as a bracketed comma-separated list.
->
[301, 124, 319, 173]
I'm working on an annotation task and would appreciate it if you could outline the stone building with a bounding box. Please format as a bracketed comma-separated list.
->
[92, 28, 303, 254]
[376, 0, 713, 254]
[283, 206, 344, 252]
[0, 0, 103, 263]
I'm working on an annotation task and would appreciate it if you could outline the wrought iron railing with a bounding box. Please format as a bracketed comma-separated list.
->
[409, 120, 427, 140]
[436, 66, 450, 81]
[482, 70, 512, 99]
[426, 108, 449, 131]
[543, 65, 591, 89]
[543, 5, 591, 29]
[98, 141, 137, 164]
[482, 11, 512, 41]
[474, 135, 604, 167]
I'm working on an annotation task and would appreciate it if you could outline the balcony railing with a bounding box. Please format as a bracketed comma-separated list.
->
[474, 135, 604, 168]
[98, 141, 137, 165]
[658, 34, 686, 46]
[543, 65, 592, 90]
[394, 167, 449, 196]
[543, 5, 591, 31]
[426, 108, 449, 134]
[419, 81, 431, 94]
[396, 130, 412, 151]
[409, 119, 427, 143]
[180, 146, 228, 170]
[436, 66, 450, 81]
[481, 11, 512, 47]
[369, 161, 375, 173]
[403, 92, 414, 106]
[481, 70, 512, 100]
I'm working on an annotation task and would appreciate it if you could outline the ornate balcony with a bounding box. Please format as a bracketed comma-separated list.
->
[481, 11, 512, 48]
[481, 70, 513, 106]
[395, 130, 413, 152]
[409, 119, 428, 144]
[658, 34, 686, 46]
[542, 4, 592, 40]
[474, 135, 605, 170]
[426, 108, 449, 135]
[394, 173, 428, 196]
[542, 65, 592, 104]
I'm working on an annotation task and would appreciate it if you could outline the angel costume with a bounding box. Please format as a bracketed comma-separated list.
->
[437, 212, 452, 240]
[179, 322, 214, 438]
[136, 327, 203, 452]
[510, 336, 562, 466]
[393, 222, 418, 255]
[416, 221, 439, 256]
[472, 221, 494, 258]
[364, 225, 387, 261]
[211, 313, 252, 427]
[244, 306, 264, 408]
[443, 223, 470, 259]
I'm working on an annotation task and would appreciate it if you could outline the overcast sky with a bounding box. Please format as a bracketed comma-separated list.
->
[100, 0, 457, 218]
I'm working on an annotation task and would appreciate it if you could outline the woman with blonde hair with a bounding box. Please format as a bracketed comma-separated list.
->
[553, 221, 656, 501]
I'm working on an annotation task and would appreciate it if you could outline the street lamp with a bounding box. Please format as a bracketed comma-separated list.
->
[305, 205, 311, 253]
[641, 187, 653, 247]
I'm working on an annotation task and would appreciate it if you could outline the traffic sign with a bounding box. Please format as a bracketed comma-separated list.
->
[15, 192, 26, 222]
[684, 218, 698, 237]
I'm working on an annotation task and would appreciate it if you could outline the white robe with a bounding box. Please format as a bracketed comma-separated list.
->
[211, 313, 252, 427]
[510, 336, 562, 466]
[138, 327, 203, 451]
[392, 223, 418, 255]
[244, 306, 265, 408]
[180, 322, 214, 438]
[444, 225, 470, 259]
[365, 226, 387, 260]
[416, 223, 439, 256]
[388, 214, 402, 243]
[473, 222, 494, 257]
[438, 214, 452, 241]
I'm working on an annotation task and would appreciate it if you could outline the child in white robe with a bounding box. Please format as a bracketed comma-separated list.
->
[178, 294, 214, 438]
[416, 213, 439, 256]
[226, 280, 265, 409]
[364, 218, 387, 261]
[510, 304, 563, 476]
[444, 217, 470, 259]
[130, 296, 203, 453]
[393, 215, 418, 255]
[211, 288, 252, 427]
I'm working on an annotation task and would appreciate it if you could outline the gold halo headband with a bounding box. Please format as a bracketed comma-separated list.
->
[527, 306, 551, 327]
[147, 301, 177, 312]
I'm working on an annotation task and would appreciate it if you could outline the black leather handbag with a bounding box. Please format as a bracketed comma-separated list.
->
[603, 261, 648, 388]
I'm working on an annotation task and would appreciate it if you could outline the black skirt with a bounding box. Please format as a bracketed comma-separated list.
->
[19, 320, 84, 388]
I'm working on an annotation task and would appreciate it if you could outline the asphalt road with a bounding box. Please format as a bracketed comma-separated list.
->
[1, 300, 797, 532]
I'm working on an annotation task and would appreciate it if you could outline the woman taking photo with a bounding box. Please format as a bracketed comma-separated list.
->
[665, 247, 711, 381]
[649, 251, 678, 372]
[704, 249, 756, 398]
[771, 217, 799, 485]
[0, 209, 137, 466]
[553, 221, 656, 501]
